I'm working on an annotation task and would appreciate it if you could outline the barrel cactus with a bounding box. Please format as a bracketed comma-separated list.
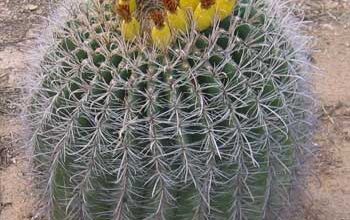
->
[27, 0, 313, 219]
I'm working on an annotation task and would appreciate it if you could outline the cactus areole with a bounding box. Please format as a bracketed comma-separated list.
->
[28, 0, 313, 219]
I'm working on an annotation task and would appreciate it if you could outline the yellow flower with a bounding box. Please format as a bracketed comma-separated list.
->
[121, 17, 140, 41]
[194, 3, 216, 31]
[179, 0, 200, 11]
[118, 0, 137, 13]
[167, 7, 189, 33]
[215, 0, 236, 20]
[151, 24, 172, 49]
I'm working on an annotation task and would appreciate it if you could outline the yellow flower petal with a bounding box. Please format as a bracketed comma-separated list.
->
[118, 0, 137, 13]
[167, 7, 189, 33]
[121, 17, 140, 41]
[179, 0, 200, 11]
[194, 4, 216, 31]
[151, 24, 172, 49]
[215, 0, 236, 20]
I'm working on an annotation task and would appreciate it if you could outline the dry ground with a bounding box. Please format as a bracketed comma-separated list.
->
[0, 0, 350, 219]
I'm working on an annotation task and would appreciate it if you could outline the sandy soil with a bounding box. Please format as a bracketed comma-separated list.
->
[0, 0, 49, 219]
[296, 1, 350, 219]
[0, 0, 349, 219]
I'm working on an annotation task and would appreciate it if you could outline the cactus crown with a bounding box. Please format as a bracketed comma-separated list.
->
[115, 0, 237, 47]
[26, 0, 313, 219]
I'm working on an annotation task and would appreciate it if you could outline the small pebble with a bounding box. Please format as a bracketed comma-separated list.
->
[24, 4, 38, 11]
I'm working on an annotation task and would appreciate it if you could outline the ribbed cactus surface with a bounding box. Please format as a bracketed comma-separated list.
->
[28, 0, 313, 219]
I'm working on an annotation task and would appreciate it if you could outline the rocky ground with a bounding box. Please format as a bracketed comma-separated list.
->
[0, 0, 350, 219]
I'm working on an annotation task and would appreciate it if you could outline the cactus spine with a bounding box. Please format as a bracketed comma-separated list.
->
[27, 0, 313, 219]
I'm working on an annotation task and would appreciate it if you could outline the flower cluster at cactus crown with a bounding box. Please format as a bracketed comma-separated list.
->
[116, 0, 237, 48]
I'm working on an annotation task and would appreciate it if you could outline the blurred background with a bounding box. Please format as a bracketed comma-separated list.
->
[0, 0, 349, 219]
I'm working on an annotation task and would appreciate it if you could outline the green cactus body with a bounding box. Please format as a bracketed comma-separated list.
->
[28, 0, 313, 219]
